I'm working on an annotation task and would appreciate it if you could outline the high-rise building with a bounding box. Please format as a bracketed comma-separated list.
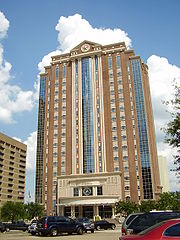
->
[0, 132, 27, 208]
[35, 41, 162, 217]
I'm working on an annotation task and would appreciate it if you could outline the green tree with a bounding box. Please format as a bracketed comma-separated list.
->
[139, 200, 157, 212]
[157, 192, 180, 210]
[163, 82, 180, 178]
[25, 202, 44, 220]
[1, 201, 25, 222]
[115, 201, 139, 216]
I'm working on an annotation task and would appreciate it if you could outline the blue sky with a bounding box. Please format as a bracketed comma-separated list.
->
[0, 0, 180, 201]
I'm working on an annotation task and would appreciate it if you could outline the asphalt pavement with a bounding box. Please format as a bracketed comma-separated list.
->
[0, 225, 121, 240]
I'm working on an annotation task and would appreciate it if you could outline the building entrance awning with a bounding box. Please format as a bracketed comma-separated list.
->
[57, 198, 118, 206]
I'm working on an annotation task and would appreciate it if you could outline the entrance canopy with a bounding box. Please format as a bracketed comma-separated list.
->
[57, 197, 118, 206]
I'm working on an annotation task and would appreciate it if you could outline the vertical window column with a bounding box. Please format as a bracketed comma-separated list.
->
[108, 56, 119, 172]
[61, 65, 67, 176]
[95, 56, 102, 172]
[131, 59, 153, 199]
[116, 55, 130, 197]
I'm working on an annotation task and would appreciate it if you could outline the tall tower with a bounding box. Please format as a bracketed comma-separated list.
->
[35, 41, 162, 216]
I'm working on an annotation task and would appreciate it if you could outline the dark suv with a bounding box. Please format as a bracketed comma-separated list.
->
[126, 211, 180, 234]
[37, 216, 84, 236]
[121, 212, 144, 235]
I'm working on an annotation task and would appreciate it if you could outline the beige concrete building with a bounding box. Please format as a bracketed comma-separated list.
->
[0, 132, 27, 208]
[35, 41, 162, 217]
[158, 156, 170, 193]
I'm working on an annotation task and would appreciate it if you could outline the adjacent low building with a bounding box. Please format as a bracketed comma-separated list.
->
[0, 132, 27, 208]
[158, 155, 170, 193]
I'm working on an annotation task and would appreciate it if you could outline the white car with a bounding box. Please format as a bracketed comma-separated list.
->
[28, 221, 37, 235]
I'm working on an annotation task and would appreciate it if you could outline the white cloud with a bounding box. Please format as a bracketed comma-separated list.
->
[24, 131, 37, 171]
[12, 136, 22, 142]
[0, 11, 36, 124]
[38, 50, 62, 73]
[38, 13, 132, 75]
[55, 14, 132, 52]
[0, 11, 9, 39]
[147, 55, 180, 191]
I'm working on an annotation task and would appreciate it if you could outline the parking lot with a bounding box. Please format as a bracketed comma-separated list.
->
[0, 226, 121, 240]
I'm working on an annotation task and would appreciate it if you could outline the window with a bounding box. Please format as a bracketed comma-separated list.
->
[108, 57, 112, 69]
[126, 196, 130, 202]
[114, 166, 119, 172]
[123, 156, 128, 161]
[55, 67, 59, 79]
[164, 223, 180, 237]
[97, 186, 103, 195]
[124, 166, 129, 172]
[117, 72, 122, 77]
[116, 56, 121, 68]
[63, 65, 66, 78]
[74, 187, 79, 197]
[113, 146, 118, 151]
[122, 145, 127, 150]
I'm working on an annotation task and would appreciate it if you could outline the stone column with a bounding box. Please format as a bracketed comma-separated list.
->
[71, 205, 75, 218]
[112, 205, 115, 219]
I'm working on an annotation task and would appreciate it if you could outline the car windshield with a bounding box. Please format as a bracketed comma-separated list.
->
[126, 215, 139, 225]
[138, 221, 165, 235]
[38, 217, 46, 224]
[78, 218, 90, 223]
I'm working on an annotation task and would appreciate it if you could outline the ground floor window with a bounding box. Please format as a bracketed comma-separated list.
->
[83, 206, 93, 219]
[99, 206, 112, 218]
[60, 204, 113, 219]
[64, 206, 71, 217]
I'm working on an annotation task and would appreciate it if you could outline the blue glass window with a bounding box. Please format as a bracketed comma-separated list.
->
[116, 56, 121, 68]
[95, 56, 98, 71]
[63, 65, 66, 78]
[108, 57, 113, 69]
[82, 58, 95, 173]
[55, 67, 59, 79]
[131, 59, 153, 199]
[75, 60, 78, 75]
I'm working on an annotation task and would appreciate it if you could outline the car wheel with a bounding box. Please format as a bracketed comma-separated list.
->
[96, 226, 101, 230]
[111, 225, 116, 230]
[77, 227, 83, 235]
[91, 230, 94, 233]
[31, 232, 36, 235]
[51, 228, 58, 236]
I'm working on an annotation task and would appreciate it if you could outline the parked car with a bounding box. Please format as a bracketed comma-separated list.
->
[0, 221, 6, 232]
[76, 217, 95, 233]
[5, 220, 29, 231]
[126, 211, 180, 234]
[119, 219, 180, 240]
[37, 216, 84, 236]
[122, 213, 144, 235]
[28, 220, 38, 235]
[94, 220, 116, 230]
